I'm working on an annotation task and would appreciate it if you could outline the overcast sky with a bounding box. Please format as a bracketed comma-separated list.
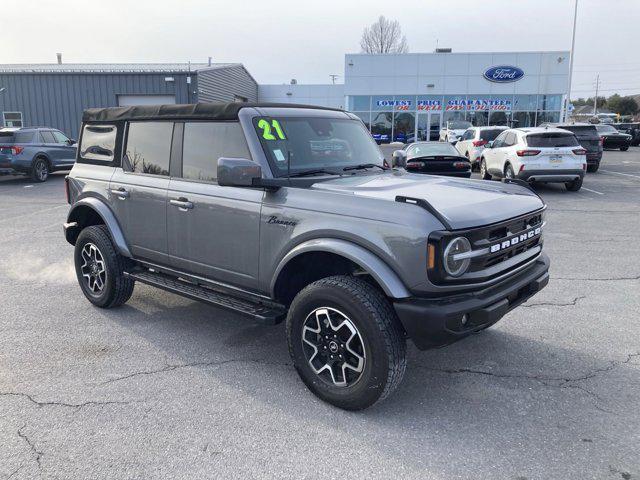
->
[4, 0, 639, 98]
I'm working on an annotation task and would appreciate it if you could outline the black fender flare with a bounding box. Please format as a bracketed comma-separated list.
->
[65, 197, 132, 258]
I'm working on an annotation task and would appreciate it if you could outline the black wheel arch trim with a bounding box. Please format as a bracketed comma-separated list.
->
[65, 197, 132, 257]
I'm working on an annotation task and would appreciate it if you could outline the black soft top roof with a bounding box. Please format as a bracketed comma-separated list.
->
[82, 102, 343, 123]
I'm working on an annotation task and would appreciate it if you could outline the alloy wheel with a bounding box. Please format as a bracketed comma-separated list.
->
[80, 243, 107, 295]
[480, 160, 486, 178]
[301, 307, 366, 387]
[35, 160, 49, 181]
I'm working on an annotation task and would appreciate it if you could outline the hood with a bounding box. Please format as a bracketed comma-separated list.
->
[311, 171, 544, 230]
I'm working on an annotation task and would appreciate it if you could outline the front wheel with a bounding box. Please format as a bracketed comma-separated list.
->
[286, 276, 407, 410]
[480, 159, 492, 180]
[620, 146, 629, 151]
[74, 225, 135, 308]
[565, 177, 583, 191]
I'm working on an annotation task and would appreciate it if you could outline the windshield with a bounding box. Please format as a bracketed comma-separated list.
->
[596, 125, 617, 134]
[448, 121, 472, 130]
[558, 125, 598, 137]
[254, 117, 384, 177]
[526, 133, 579, 147]
[409, 142, 459, 158]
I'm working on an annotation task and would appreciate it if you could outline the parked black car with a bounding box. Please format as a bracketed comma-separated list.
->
[395, 141, 471, 177]
[613, 122, 640, 146]
[595, 124, 632, 151]
[542, 123, 603, 172]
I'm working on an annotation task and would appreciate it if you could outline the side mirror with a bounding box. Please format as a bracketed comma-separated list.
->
[487, 142, 494, 148]
[391, 150, 407, 168]
[217, 157, 262, 187]
[68, 139, 76, 145]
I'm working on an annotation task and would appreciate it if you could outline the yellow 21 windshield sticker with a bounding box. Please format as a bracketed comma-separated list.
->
[257, 118, 286, 140]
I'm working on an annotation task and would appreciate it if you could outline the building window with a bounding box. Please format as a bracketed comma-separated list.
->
[348, 96, 371, 111]
[125, 122, 174, 176]
[513, 95, 537, 111]
[538, 95, 562, 111]
[3, 112, 23, 127]
[512, 111, 536, 128]
[353, 112, 371, 131]
[393, 112, 415, 143]
[371, 112, 392, 143]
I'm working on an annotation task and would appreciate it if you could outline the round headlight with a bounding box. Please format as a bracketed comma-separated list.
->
[443, 237, 472, 277]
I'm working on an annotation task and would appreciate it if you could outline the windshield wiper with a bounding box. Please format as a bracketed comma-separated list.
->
[286, 169, 340, 178]
[342, 163, 389, 172]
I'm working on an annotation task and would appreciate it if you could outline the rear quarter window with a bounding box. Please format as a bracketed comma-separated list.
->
[526, 133, 579, 148]
[80, 124, 117, 162]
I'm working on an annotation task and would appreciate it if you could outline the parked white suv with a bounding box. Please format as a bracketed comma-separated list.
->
[479, 127, 587, 191]
[455, 126, 508, 166]
[439, 121, 472, 143]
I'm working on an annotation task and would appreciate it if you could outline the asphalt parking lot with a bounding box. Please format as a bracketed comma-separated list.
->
[1, 149, 639, 480]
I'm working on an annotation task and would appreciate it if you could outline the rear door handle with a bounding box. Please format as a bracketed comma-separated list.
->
[170, 198, 194, 211]
[110, 187, 129, 199]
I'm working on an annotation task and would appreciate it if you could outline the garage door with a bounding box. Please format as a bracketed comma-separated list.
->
[117, 95, 176, 106]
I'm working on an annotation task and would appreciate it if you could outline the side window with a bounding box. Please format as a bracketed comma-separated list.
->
[80, 124, 117, 162]
[493, 131, 507, 148]
[181, 122, 250, 182]
[125, 122, 173, 176]
[14, 131, 34, 143]
[52, 131, 70, 144]
[503, 132, 516, 147]
[41, 131, 56, 143]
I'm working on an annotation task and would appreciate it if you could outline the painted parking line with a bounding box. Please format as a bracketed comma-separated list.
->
[600, 169, 640, 179]
[581, 187, 604, 195]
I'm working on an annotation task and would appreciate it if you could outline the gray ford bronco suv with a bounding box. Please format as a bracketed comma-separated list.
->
[64, 103, 549, 410]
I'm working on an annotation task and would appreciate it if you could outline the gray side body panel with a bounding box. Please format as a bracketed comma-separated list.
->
[166, 178, 263, 290]
[66, 163, 130, 256]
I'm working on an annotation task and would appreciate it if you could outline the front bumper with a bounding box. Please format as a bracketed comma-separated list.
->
[394, 253, 549, 350]
[517, 169, 584, 183]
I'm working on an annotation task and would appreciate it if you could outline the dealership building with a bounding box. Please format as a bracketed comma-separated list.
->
[260, 50, 571, 142]
[0, 50, 569, 141]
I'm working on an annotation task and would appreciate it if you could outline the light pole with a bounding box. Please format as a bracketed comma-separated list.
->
[565, 0, 578, 121]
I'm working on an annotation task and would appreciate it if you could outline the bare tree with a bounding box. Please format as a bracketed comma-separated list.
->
[360, 16, 409, 54]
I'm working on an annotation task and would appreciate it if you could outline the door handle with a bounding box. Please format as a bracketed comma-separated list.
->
[110, 187, 129, 199]
[170, 198, 194, 211]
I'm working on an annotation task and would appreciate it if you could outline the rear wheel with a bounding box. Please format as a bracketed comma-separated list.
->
[31, 158, 49, 182]
[504, 164, 515, 179]
[565, 177, 583, 191]
[480, 158, 491, 180]
[286, 275, 406, 410]
[74, 225, 135, 308]
[620, 146, 629, 151]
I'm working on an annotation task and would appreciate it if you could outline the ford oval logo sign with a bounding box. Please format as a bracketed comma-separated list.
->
[484, 65, 524, 83]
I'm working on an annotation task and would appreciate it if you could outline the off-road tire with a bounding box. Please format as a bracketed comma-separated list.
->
[565, 177, 583, 192]
[74, 225, 134, 308]
[286, 275, 407, 410]
[480, 158, 492, 180]
[31, 158, 49, 182]
[587, 163, 599, 173]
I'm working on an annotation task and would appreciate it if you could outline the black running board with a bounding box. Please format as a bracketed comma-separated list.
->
[124, 269, 287, 325]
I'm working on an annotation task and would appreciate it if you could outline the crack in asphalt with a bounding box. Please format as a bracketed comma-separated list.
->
[418, 352, 639, 414]
[522, 296, 586, 308]
[17, 424, 43, 470]
[554, 274, 640, 281]
[0, 391, 134, 410]
[99, 358, 292, 385]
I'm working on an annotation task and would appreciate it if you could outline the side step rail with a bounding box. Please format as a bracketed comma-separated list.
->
[124, 269, 287, 325]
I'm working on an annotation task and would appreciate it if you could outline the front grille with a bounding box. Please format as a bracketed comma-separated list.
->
[430, 209, 545, 285]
